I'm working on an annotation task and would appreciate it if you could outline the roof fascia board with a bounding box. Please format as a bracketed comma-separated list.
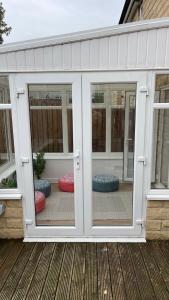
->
[0, 18, 169, 53]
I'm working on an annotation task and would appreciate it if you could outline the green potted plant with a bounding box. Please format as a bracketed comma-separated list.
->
[33, 152, 46, 179]
[33, 152, 51, 197]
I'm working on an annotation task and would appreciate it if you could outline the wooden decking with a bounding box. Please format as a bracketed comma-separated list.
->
[0, 240, 169, 299]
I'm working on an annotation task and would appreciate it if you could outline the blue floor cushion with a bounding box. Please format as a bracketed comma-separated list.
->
[92, 175, 119, 192]
[34, 179, 51, 197]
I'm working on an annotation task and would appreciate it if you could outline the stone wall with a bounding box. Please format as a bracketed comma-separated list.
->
[146, 200, 169, 240]
[0, 200, 24, 238]
[1, 198, 169, 240]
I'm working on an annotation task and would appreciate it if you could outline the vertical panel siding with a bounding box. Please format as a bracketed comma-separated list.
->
[0, 26, 168, 71]
[63, 44, 72, 70]
[146, 30, 157, 67]
[81, 40, 90, 69]
[43, 47, 53, 70]
[99, 38, 109, 69]
[6, 52, 17, 70]
[118, 34, 128, 68]
[109, 35, 119, 69]
[15, 51, 26, 70]
[156, 29, 167, 67]
[90, 39, 100, 69]
[0, 53, 7, 70]
[72, 42, 81, 69]
[165, 28, 169, 67]
[52, 45, 63, 69]
[136, 31, 148, 67]
[25, 49, 35, 70]
[127, 32, 138, 68]
[34, 48, 44, 70]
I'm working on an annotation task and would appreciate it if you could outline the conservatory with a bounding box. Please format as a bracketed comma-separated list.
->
[0, 18, 169, 241]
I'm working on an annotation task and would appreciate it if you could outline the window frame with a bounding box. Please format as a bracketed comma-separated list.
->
[147, 71, 169, 199]
[0, 75, 21, 199]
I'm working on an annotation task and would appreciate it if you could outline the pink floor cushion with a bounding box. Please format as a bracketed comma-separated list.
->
[35, 191, 46, 214]
[59, 173, 74, 192]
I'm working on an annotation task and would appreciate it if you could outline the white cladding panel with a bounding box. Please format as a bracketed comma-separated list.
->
[0, 27, 169, 71]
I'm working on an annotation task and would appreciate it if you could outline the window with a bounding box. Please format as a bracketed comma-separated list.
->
[0, 76, 17, 189]
[151, 75, 169, 189]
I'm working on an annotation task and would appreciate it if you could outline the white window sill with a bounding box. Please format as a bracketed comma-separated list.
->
[0, 191, 22, 200]
[146, 194, 169, 201]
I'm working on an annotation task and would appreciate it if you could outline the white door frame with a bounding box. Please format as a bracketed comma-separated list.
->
[124, 91, 136, 182]
[82, 72, 147, 237]
[12, 73, 83, 238]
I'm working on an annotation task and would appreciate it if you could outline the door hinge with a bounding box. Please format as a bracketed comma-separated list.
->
[25, 219, 33, 225]
[139, 86, 149, 96]
[137, 156, 147, 166]
[136, 219, 145, 227]
[16, 88, 25, 99]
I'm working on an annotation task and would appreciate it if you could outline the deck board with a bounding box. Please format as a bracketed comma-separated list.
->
[0, 240, 169, 299]
[139, 242, 169, 300]
[128, 243, 156, 300]
[84, 243, 98, 300]
[118, 243, 141, 300]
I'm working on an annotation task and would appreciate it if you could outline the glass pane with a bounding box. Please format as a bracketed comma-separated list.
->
[30, 109, 63, 153]
[28, 84, 75, 226]
[0, 77, 10, 103]
[92, 83, 136, 226]
[126, 95, 136, 179]
[67, 109, 73, 153]
[151, 109, 169, 189]
[111, 109, 125, 152]
[92, 92, 104, 103]
[92, 109, 106, 152]
[29, 84, 71, 106]
[0, 110, 17, 189]
[155, 75, 169, 103]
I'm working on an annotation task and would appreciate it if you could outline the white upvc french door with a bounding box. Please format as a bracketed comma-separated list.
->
[13, 73, 83, 238]
[82, 72, 147, 237]
[12, 71, 147, 240]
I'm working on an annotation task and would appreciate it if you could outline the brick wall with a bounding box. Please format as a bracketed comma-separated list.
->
[146, 200, 169, 240]
[131, 0, 169, 22]
[0, 200, 24, 238]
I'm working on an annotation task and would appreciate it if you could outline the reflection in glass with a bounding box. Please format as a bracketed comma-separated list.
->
[28, 84, 75, 226]
[91, 83, 136, 226]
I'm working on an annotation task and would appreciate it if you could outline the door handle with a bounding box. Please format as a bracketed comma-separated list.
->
[73, 150, 80, 170]
[73, 150, 80, 159]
